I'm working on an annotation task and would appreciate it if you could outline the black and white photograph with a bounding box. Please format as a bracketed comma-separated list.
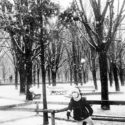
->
[0, 0, 125, 125]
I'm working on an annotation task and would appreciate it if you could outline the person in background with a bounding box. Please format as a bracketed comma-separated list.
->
[66, 87, 94, 125]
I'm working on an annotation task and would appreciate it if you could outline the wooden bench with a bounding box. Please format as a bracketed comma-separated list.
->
[30, 87, 41, 99]
[33, 93, 41, 99]
[79, 85, 95, 94]
[48, 85, 95, 96]
[48, 87, 67, 95]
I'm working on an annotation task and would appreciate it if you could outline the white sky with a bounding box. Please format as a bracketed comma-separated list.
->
[51, 0, 73, 11]
[9, 0, 125, 13]
[52, 0, 125, 40]
[52, 0, 124, 13]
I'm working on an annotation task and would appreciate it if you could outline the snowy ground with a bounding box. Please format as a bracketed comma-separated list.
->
[0, 81, 125, 125]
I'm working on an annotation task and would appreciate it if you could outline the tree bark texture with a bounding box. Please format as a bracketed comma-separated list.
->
[52, 71, 56, 86]
[19, 65, 26, 94]
[25, 51, 33, 100]
[15, 67, 18, 89]
[99, 51, 110, 110]
[70, 68, 73, 85]
[119, 68, 125, 86]
[109, 62, 113, 87]
[47, 68, 51, 86]
[83, 70, 86, 84]
[91, 58, 98, 90]
[37, 67, 40, 88]
[26, 62, 32, 100]
[112, 63, 120, 91]
[92, 68, 97, 90]
[40, 28, 48, 124]
[73, 65, 78, 85]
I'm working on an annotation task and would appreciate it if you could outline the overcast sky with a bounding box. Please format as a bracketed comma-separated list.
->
[52, 0, 124, 13]
[51, 0, 73, 11]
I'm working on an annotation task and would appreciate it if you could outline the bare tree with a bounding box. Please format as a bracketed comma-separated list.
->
[74, 0, 125, 109]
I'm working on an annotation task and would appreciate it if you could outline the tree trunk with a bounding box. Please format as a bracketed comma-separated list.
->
[47, 68, 51, 86]
[86, 69, 89, 82]
[109, 62, 113, 87]
[52, 71, 56, 86]
[99, 51, 110, 110]
[70, 68, 73, 85]
[40, 28, 48, 125]
[119, 68, 125, 86]
[91, 58, 98, 90]
[26, 58, 33, 100]
[72, 38, 78, 85]
[112, 63, 120, 91]
[92, 69, 97, 90]
[15, 67, 18, 89]
[65, 71, 69, 82]
[19, 65, 26, 94]
[33, 65, 36, 85]
[83, 70, 86, 84]
[37, 67, 40, 88]
[73, 65, 78, 85]
[78, 68, 82, 85]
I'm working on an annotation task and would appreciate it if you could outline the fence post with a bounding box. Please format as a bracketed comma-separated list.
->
[51, 111, 55, 125]
[36, 102, 39, 115]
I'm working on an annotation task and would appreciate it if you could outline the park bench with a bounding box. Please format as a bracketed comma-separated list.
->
[33, 93, 41, 99]
[29, 86, 41, 99]
[64, 85, 95, 98]
[48, 85, 95, 96]
[79, 85, 95, 94]
[48, 86, 67, 95]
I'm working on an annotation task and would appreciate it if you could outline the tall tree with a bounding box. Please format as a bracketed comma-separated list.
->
[31, 0, 59, 124]
[0, 0, 59, 124]
[46, 22, 66, 86]
[59, 7, 90, 85]
[74, 0, 125, 109]
[0, 0, 28, 94]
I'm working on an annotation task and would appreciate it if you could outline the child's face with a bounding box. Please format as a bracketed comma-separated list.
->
[72, 92, 79, 99]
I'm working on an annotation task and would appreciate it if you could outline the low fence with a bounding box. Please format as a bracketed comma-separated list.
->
[1, 100, 125, 125]
[34, 100, 125, 125]
[35, 104, 68, 125]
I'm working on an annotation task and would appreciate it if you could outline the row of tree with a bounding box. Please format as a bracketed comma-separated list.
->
[58, 0, 125, 110]
[0, 0, 125, 124]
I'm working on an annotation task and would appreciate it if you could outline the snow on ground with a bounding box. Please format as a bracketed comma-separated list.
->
[0, 81, 125, 125]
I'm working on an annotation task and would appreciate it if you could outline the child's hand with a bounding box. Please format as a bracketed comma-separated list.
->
[66, 111, 71, 119]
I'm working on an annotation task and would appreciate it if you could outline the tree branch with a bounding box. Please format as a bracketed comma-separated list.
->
[101, 0, 111, 22]
[10, 34, 25, 55]
[105, 0, 125, 50]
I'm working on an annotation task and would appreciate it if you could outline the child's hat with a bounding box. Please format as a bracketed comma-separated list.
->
[71, 87, 80, 94]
